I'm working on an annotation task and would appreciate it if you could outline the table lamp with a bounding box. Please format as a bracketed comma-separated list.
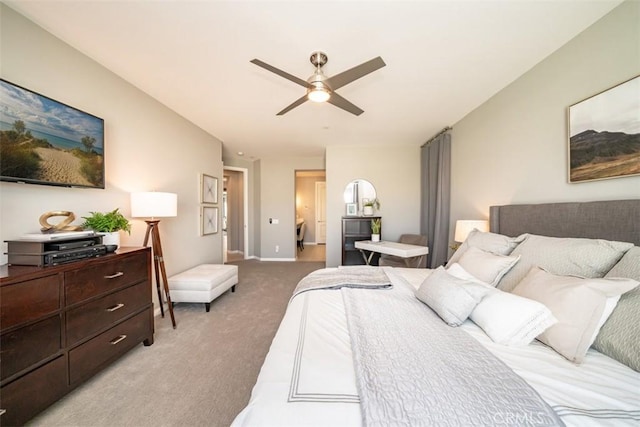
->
[451, 220, 489, 251]
[131, 192, 178, 328]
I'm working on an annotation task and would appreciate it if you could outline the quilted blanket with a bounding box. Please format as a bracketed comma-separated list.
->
[291, 266, 391, 300]
[342, 275, 565, 427]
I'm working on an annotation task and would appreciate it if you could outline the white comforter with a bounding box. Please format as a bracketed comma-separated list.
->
[232, 268, 640, 426]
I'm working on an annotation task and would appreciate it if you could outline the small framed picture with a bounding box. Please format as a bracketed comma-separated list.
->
[201, 206, 218, 235]
[201, 173, 218, 204]
[346, 203, 357, 216]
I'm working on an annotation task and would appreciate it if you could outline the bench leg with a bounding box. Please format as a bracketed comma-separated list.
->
[205, 302, 211, 312]
[232, 285, 236, 293]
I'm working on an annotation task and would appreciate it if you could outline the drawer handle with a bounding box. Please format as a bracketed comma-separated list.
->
[106, 303, 125, 312]
[0, 409, 6, 416]
[104, 272, 124, 279]
[110, 335, 127, 345]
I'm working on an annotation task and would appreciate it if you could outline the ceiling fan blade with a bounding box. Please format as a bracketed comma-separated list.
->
[277, 95, 309, 115]
[325, 57, 386, 90]
[327, 92, 364, 116]
[250, 59, 309, 88]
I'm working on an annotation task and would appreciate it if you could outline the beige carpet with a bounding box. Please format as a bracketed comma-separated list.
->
[28, 260, 324, 427]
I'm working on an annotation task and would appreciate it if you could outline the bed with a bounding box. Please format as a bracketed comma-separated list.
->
[232, 199, 640, 426]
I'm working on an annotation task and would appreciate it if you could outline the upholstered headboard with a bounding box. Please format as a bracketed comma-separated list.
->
[490, 199, 640, 246]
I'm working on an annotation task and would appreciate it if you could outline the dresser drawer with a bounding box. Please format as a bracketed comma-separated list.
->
[65, 252, 148, 305]
[0, 355, 67, 427]
[1, 315, 61, 381]
[69, 309, 152, 385]
[66, 281, 150, 346]
[1, 274, 61, 330]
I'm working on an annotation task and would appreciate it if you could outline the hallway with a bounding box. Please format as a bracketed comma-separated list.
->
[296, 244, 325, 262]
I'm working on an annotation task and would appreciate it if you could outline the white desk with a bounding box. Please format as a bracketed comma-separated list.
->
[354, 240, 429, 267]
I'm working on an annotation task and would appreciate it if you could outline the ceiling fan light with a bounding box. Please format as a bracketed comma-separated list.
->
[308, 87, 330, 103]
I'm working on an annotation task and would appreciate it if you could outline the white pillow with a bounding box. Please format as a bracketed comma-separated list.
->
[415, 266, 490, 327]
[446, 262, 490, 285]
[449, 229, 524, 265]
[512, 266, 639, 363]
[470, 290, 557, 346]
[456, 246, 520, 286]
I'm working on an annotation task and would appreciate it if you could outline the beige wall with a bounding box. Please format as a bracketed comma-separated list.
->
[451, 0, 640, 228]
[259, 156, 325, 260]
[326, 145, 421, 267]
[0, 4, 224, 300]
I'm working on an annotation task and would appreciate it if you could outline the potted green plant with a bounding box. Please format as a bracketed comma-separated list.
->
[371, 218, 381, 242]
[82, 208, 131, 251]
[363, 198, 380, 216]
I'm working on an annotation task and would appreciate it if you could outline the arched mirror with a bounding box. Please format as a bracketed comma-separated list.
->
[343, 179, 376, 215]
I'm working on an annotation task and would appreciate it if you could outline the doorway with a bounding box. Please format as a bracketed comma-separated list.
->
[223, 166, 249, 262]
[295, 170, 326, 262]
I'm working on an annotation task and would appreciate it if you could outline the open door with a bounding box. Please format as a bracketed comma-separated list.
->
[315, 181, 326, 244]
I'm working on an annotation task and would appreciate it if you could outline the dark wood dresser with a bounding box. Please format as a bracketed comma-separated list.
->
[0, 247, 153, 426]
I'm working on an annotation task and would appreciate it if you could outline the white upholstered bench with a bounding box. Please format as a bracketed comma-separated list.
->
[168, 264, 238, 312]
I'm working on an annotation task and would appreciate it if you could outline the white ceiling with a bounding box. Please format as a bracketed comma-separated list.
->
[5, 0, 622, 161]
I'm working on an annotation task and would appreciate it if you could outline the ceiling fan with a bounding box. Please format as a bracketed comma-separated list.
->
[250, 51, 386, 116]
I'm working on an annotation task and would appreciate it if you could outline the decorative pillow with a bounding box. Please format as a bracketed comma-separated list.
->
[449, 229, 524, 265]
[456, 246, 520, 286]
[415, 266, 490, 327]
[446, 262, 555, 345]
[469, 290, 556, 346]
[498, 234, 634, 292]
[512, 267, 639, 363]
[594, 247, 640, 372]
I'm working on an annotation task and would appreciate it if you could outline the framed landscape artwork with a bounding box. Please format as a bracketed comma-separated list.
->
[568, 75, 640, 183]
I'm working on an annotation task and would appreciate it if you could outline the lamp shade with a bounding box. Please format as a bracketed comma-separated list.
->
[130, 192, 177, 218]
[454, 220, 489, 243]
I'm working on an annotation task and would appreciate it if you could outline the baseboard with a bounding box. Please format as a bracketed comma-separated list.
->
[259, 257, 296, 262]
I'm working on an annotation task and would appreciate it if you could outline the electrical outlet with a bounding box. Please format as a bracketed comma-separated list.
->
[275, 245, 279, 253]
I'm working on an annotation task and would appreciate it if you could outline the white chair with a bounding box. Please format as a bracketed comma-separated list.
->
[297, 222, 306, 251]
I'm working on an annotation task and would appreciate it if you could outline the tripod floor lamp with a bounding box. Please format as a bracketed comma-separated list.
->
[131, 192, 178, 329]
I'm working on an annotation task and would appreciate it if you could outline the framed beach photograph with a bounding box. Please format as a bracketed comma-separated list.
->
[201, 206, 218, 235]
[0, 79, 105, 188]
[568, 75, 640, 183]
[201, 173, 218, 204]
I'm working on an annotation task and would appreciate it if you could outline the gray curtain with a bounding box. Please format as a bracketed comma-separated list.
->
[420, 132, 451, 268]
